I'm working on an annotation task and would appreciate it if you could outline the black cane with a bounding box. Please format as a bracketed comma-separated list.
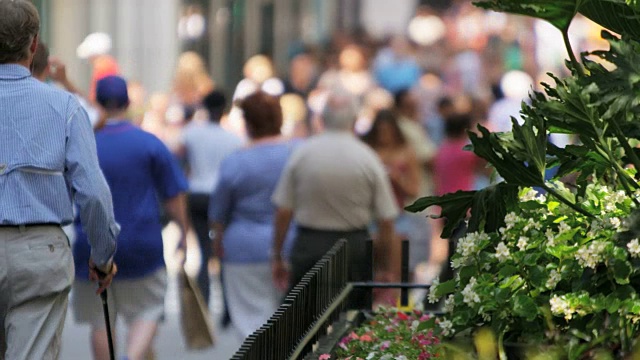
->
[100, 289, 115, 360]
[95, 265, 116, 360]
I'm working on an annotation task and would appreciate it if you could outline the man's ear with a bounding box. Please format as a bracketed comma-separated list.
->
[30, 34, 39, 55]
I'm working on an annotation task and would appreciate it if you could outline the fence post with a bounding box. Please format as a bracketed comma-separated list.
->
[364, 239, 374, 310]
[400, 239, 410, 307]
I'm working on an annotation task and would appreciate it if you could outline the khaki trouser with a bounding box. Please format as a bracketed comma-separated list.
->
[0, 226, 74, 360]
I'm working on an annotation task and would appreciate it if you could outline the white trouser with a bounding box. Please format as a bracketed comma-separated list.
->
[0, 225, 74, 360]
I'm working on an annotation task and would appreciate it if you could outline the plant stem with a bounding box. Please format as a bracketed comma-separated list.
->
[562, 29, 585, 77]
[498, 331, 507, 360]
[594, 132, 640, 205]
[616, 171, 640, 207]
[598, 136, 640, 205]
[542, 184, 594, 218]
[612, 119, 640, 172]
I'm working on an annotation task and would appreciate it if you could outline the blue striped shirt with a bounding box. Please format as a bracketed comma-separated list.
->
[0, 64, 118, 267]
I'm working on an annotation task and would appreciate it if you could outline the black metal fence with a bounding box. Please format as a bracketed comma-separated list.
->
[230, 238, 429, 360]
[230, 239, 351, 360]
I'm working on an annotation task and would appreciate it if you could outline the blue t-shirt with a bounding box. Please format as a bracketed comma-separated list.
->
[74, 121, 188, 279]
[208, 140, 298, 263]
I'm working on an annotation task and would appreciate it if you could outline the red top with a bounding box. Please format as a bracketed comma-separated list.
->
[434, 138, 480, 196]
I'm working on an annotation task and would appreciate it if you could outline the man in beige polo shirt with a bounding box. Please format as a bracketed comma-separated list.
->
[271, 94, 399, 305]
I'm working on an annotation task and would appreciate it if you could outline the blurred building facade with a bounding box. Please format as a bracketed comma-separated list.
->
[34, 0, 429, 94]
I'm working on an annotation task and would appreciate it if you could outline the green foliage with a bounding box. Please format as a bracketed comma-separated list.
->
[405, 0, 640, 357]
[474, 0, 640, 40]
[427, 184, 640, 356]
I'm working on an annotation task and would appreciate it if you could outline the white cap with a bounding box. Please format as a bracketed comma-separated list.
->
[76, 32, 112, 59]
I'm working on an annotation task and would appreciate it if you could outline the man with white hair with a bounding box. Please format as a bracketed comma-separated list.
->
[271, 94, 399, 305]
[0, 1, 118, 358]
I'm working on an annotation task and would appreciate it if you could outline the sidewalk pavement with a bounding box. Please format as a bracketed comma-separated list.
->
[61, 223, 244, 360]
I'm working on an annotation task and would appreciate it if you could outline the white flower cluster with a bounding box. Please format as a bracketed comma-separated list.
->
[550, 295, 574, 320]
[628, 239, 640, 258]
[517, 236, 529, 251]
[456, 231, 489, 265]
[546, 269, 562, 289]
[603, 189, 627, 212]
[495, 242, 510, 262]
[575, 241, 607, 269]
[504, 212, 518, 230]
[545, 228, 556, 247]
[462, 277, 481, 306]
[607, 216, 622, 229]
[520, 188, 547, 203]
[438, 319, 454, 336]
[522, 218, 542, 232]
[443, 295, 455, 313]
[427, 277, 440, 304]
[558, 221, 571, 234]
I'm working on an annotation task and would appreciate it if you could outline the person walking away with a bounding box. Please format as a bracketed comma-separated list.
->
[208, 91, 298, 340]
[362, 109, 421, 304]
[431, 113, 486, 289]
[0, 2, 118, 359]
[393, 88, 437, 277]
[72, 76, 190, 360]
[179, 90, 242, 306]
[271, 94, 400, 308]
[32, 42, 103, 132]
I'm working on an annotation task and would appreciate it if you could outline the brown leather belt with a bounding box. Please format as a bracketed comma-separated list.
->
[0, 223, 60, 228]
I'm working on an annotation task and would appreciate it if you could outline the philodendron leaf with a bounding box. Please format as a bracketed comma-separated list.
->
[474, 0, 640, 40]
[469, 125, 546, 188]
[579, 0, 640, 40]
[405, 190, 474, 238]
[473, 0, 579, 31]
[468, 182, 520, 235]
[405, 182, 519, 238]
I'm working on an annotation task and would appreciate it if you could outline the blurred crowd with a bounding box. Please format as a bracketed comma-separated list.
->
[38, 1, 609, 354]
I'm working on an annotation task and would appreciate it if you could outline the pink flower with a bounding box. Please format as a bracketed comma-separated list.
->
[396, 312, 409, 321]
[385, 326, 394, 332]
[380, 341, 391, 351]
[319, 354, 331, 360]
[420, 314, 431, 321]
[349, 332, 359, 340]
[359, 334, 373, 342]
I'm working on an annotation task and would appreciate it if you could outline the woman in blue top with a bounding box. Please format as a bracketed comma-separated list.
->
[209, 91, 297, 340]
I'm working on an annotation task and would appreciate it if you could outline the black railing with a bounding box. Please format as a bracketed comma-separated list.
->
[231, 238, 430, 360]
[231, 239, 351, 360]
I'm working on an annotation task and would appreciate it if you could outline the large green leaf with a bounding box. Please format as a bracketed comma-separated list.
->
[405, 190, 475, 238]
[469, 126, 547, 187]
[467, 182, 519, 235]
[474, 0, 640, 40]
[405, 182, 518, 238]
[579, 0, 640, 40]
[474, 0, 581, 31]
[587, 32, 640, 140]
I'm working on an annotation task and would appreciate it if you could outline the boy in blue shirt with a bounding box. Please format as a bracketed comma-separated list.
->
[72, 75, 190, 360]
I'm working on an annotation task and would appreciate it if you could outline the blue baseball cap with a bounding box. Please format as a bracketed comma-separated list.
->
[96, 75, 129, 110]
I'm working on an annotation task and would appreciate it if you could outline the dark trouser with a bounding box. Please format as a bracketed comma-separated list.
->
[188, 193, 213, 304]
[289, 226, 370, 309]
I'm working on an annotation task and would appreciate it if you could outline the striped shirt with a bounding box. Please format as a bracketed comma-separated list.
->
[0, 64, 118, 267]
